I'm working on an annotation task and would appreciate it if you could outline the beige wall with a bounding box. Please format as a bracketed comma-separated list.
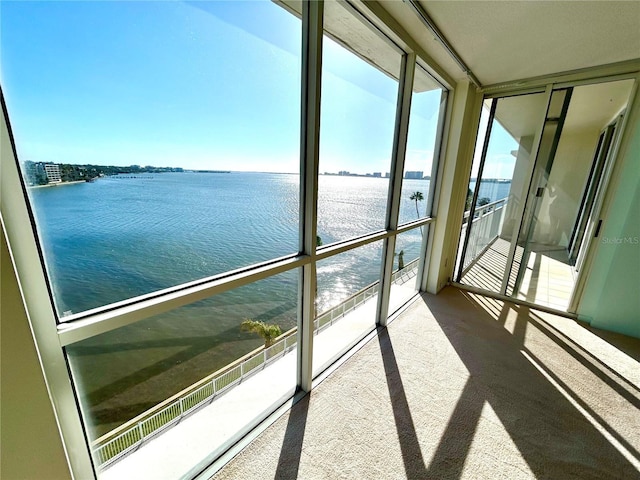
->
[1, 223, 72, 480]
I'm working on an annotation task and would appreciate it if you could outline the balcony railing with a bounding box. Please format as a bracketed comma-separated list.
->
[93, 257, 420, 469]
[460, 198, 508, 273]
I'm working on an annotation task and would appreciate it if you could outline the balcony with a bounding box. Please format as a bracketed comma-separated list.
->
[457, 199, 576, 311]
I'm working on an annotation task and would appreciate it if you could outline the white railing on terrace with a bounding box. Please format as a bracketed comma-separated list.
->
[460, 198, 508, 272]
[93, 257, 420, 469]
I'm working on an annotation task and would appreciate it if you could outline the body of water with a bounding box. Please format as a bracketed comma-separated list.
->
[469, 179, 512, 204]
[28, 172, 508, 437]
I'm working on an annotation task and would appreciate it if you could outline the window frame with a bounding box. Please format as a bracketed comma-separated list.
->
[0, 1, 450, 478]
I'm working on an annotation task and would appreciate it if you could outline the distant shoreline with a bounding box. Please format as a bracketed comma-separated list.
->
[28, 180, 88, 189]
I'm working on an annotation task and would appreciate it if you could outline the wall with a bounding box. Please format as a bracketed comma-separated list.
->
[0, 223, 72, 480]
[577, 85, 640, 339]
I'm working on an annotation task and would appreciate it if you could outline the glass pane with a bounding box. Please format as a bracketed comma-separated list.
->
[2, 0, 301, 318]
[505, 96, 567, 297]
[317, 1, 400, 244]
[457, 93, 549, 292]
[511, 79, 635, 310]
[388, 227, 423, 313]
[313, 240, 383, 376]
[67, 271, 298, 476]
[399, 65, 445, 226]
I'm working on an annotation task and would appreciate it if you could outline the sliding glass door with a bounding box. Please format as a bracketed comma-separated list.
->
[505, 88, 573, 300]
[456, 78, 636, 312]
[456, 91, 549, 293]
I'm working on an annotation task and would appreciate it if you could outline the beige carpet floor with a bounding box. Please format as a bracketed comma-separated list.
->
[212, 287, 640, 480]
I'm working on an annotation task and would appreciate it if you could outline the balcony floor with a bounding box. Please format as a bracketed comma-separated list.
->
[461, 237, 576, 311]
[213, 287, 640, 480]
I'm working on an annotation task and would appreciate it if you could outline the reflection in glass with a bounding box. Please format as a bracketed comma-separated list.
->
[3, 0, 301, 317]
[317, 1, 399, 244]
[399, 65, 445, 226]
[388, 227, 423, 313]
[313, 241, 383, 376]
[67, 270, 298, 473]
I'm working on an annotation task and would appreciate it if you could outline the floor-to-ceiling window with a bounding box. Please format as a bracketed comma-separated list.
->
[0, 1, 448, 478]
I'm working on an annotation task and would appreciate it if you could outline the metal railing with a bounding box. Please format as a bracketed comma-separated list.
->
[93, 258, 420, 468]
[460, 197, 508, 272]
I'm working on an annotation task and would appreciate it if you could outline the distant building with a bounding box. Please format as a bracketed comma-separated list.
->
[338, 170, 350, 176]
[405, 170, 424, 179]
[373, 172, 382, 177]
[385, 172, 390, 178]
[44, 164, 62, 183]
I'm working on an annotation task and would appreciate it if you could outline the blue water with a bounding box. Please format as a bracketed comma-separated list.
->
[32, 172, 299, 315]
[30, 172, 435, 317]
[468, 180, 511, 204]
[28, 172, 507, 436]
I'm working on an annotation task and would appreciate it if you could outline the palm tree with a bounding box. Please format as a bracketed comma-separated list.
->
[240, 319, 282, 348]
[409, 191, 424, 235]
[465, 188, 473, 212]
[410, 191, 424, 217]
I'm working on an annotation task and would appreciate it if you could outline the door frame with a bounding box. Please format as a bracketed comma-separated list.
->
[567, 121, 617, 266]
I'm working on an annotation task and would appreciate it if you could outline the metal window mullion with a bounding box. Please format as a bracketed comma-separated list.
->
[58, 254, 307, 346]
[425, 89, 449, 218]
[297, 0, 323, 393]
[314, 217, 435, 261]
[377, 52, 415, 327]
[419, 88, 449, 292]
[0, 95, 96, 478]
[481, 62, 640, 96]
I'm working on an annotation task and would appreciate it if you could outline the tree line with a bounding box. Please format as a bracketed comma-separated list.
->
[22, 161, 183, 185]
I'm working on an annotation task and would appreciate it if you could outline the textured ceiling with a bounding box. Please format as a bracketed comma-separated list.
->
[383, 1, 640, 86]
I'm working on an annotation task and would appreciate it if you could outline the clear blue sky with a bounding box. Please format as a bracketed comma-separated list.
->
[1, 0, 449, 175]
[471, 103, 519, 179]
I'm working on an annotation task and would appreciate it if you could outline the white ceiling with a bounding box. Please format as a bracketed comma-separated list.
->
[563, 78, 635, 132]
[381, 1, 640, 87]
[489, 78, 634, 144]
